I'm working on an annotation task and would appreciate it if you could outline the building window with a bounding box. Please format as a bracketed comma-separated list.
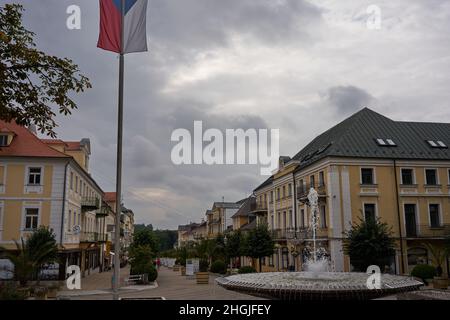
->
[0, 135, 8, 146]
[68, 210, 72, 231]
[401, 169, 414, 185]
[270, 191, 273, 203]
[288, 210, 292, 228]
[75, 176, 78, 193]
[288, 184, 292, 196]
[283, 211, 286, 229]
[310, 175, 315, 188]
[363, 203, 376, 222]
[271, 215, 274, 229]
[282, 186, 286, 198]
[300, 209, 305, 228]
[320, 205, 327, 228]
[277, 188, 280, 200]
[70, 172, 73, 190]
[27, 167, 42, 185]
[429, 204, 441, 227]
[299, 179, 304, 193]
[425, 169, 438, 185]
[361, 168, 374, 185]
[25, 208, 39, 230]
[319, 171, 325, 187]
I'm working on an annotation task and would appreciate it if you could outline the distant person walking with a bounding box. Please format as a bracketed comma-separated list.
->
[156, 258, 161, 270]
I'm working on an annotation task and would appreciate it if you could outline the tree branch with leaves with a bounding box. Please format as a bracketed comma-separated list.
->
[0, 4, 91, 137]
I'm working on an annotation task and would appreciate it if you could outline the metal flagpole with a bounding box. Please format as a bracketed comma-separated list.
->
[113, 0, 125, 301]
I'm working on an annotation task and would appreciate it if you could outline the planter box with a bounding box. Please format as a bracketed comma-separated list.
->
[180, 267, 186, 276]
[433, 277, 449, 290]
[196, 272, 209, 284]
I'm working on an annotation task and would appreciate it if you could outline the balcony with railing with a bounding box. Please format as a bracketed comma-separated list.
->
[405, 224, 450, 239]
[297, 183, 327, 203]
[250, 202, 268, 214]
[271, 227, 328, 240]
[79, 232, 108, 243]
[81, 197, 100, 211]
[96, 203, 113, 218]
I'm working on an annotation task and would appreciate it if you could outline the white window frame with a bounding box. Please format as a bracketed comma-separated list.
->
[427, 202, 442, 227]
[362, 202, 378, 222]
[400, 167, 416, 185]
[26, 166, 43, 186]
[424, 168, 439, 185]
[22, 205, 40, 232]
[360, 167, 376, 185]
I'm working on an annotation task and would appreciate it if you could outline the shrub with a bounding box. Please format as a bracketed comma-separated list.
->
[0, 282, 27, 300]
[199, 259, 209, 272]
[130, 262, 158, 283]
[238, 266, 256, 274]
[411, 264, 436, 284]
[210, 260, 227, 274]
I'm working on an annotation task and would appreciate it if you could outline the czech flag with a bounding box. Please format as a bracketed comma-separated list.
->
[97, 0, 148, 54]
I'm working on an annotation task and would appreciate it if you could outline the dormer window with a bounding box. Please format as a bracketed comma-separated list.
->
[376, 138, 396, 146]
[0, 135, 8, 146]
[427, 140, 447, 148]
[386, 139, 396, 146]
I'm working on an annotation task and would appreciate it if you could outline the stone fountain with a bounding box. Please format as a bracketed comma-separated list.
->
[216, 188, 423, 300]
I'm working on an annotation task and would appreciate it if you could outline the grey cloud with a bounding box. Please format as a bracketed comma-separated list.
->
[321, 85, 376, 116]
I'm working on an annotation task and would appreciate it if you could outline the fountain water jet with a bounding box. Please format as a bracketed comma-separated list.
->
[216, 187, 424, 300]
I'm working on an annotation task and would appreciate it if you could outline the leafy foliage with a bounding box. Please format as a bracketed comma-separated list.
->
[225, 230, 243, 260]
[422, 243, 448, 277]
[199, 259, 209, 272]
[238, 266, 256, 274]
[411, 264, 436, 283]
[343, 218, 395, 272]
[131, 229, 159, 254]
[210, 260, 227, 274]
[242, 224, 274, 271]
[0, 282, 27, 300]
[0, 234, 58, 286]
[0, 4, 91, 137]
[129, 245, 158, 283]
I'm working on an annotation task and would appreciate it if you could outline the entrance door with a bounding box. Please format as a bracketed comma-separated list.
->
[404, 204, 417, 237]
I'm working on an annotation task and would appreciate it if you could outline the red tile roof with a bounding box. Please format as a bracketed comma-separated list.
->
[65, 141, 82, 151]
[104, 192, 116, 202]
[0, 120, 70, 158]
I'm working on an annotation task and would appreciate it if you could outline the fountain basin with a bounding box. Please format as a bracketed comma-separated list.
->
[216, 272, 423, 300]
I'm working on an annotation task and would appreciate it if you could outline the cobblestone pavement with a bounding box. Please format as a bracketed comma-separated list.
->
[58, 266, 265, 300]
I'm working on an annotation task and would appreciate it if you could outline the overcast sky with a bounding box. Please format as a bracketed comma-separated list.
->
[9, 0, 450, 229]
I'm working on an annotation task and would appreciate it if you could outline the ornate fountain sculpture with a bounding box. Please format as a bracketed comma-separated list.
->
[216, 187, 423, 300]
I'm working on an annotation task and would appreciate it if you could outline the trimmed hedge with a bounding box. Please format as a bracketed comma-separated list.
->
[411, 264, 436, 284]
[210, 260, 227, 274]
[238, 266, 256, 274]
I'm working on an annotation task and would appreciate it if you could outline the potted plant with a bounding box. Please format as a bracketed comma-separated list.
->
[424, 243, 449, 289]
[196, 259, 209, 284]
[47, 283, 60, 299]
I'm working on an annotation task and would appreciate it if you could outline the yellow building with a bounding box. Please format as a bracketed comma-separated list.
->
[206, 201, 242, 238]
[0, 120, 108, 279]
[253, 108, 450, 275]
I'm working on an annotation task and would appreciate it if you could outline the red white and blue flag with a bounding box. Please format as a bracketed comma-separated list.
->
[97, 0, 148, 54]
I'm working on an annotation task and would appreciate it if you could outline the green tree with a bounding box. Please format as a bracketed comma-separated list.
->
[242, 224, 274, 272]
[131, 229, 159, 254]
[225, 230, 242, 267]
[343, 218, 396, 272]
[0, 4, 91, 137]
